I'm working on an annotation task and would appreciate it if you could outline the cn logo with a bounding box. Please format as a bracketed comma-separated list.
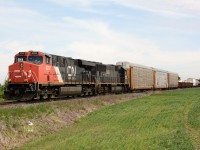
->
[67, 66, 76, 77]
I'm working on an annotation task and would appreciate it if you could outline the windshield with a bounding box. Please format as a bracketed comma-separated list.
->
[15, 56, 27, 63]
[28, 56, 43, 64]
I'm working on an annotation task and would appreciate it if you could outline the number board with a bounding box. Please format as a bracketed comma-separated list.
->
[19, 52, 25, 55]
[31, 52, 38, 55]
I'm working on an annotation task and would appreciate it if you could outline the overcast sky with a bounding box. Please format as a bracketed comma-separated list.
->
[0, 0, 200, 84]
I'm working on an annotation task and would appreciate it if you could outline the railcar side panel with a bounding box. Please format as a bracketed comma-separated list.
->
[129, 66, 153, 90]
[154, 69, 168, 89]
[117, 62, 154, 90]
[168, 72, 179, 88]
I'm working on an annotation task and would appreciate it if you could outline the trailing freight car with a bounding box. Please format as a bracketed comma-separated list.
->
[168, 72, 179, 88]
[117, 62, 154, 90]
[153, 68, 168, 89]
[178, 82, 193, 88]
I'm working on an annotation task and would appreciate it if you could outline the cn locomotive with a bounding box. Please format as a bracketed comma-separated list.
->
[4, 51, 179, 100]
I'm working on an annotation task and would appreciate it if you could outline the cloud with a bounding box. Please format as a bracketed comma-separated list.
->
[114, 0, 200, 17]
[63, 17, 111, 37]
[47, 0, 103, 7]
[61, 16, 200, 80]
[62, 16, 160, 61]
[46, 0, 200, 35]
[48, 0, 200, 17]
[0, 6, 38, 15]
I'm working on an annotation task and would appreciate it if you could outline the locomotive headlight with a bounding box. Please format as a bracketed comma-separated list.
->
[20, 62, 23, 68]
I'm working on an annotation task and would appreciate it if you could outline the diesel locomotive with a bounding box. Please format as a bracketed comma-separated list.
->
[4, 51, 128, 100]
[4, 51, 179, 100]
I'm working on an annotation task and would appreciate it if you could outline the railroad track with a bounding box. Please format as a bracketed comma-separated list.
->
[0, 100, 23, 106]
[0, 100, 36, 107]
[0, 94, 105, 108]
[0, 90, 162, 109]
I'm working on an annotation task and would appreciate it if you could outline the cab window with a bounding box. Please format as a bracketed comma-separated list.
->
[15, 56, 27, 63]
[45, 56, 51, 64]
[28, 56, 43, 64]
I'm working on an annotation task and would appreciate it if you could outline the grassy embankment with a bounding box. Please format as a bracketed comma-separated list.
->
[0, 93, 146, 149]
[19, 88, 200, 150]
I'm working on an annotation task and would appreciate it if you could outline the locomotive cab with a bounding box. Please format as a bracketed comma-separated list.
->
[8, 51, 46, 83]
[4, 51, 49, 100]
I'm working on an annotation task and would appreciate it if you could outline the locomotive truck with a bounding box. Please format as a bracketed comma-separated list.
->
[4, 51, 179, 100]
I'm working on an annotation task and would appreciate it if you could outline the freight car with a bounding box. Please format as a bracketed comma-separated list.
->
[178, 82, 193, 88]
[116, 62, 154, 90]
[4, 51, 179, 101]
[153, 68, 168, 89]
[168, 72, 179, 88]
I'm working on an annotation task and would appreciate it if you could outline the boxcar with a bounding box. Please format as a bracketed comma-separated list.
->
[153, 68, 168, 89]
[168, 72, 179, 88]
[178, 82, 193, 88]
[117, 62, 154, 90]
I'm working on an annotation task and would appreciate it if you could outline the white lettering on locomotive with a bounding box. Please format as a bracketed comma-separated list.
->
[67, 66, 76, 80]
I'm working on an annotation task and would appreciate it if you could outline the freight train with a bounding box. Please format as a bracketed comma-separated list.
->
[4, 51, 179, 100]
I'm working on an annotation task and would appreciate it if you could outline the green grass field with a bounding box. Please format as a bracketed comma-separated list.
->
[19, 88, 200, 150]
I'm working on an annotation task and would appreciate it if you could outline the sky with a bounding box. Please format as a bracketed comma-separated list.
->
[0, 0, 200, 84]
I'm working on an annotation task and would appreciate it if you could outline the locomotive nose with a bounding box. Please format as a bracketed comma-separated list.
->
[8, 61, 39, 83]
[8, 62, 29, 83]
